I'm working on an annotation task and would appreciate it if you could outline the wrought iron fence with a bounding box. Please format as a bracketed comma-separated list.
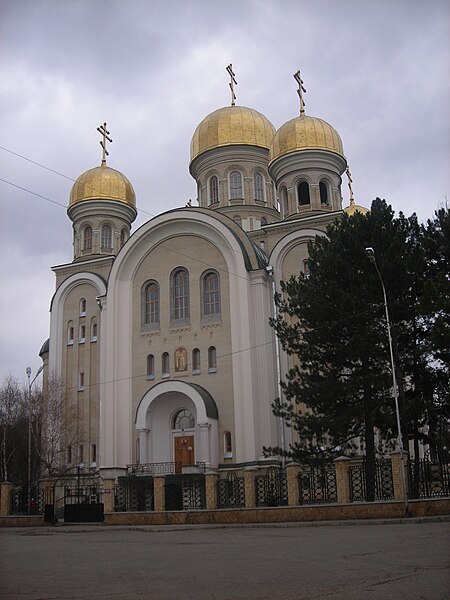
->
[298, 465, 337, 504]
[408, 450, 450, 498]
[115, 477, 154, 511]
[217, 472, 245, 509]
[10, 486, 46, 515]
[126, 462, 206, 476]
[349, 459, 394, 502]
[255, 467, 288, 507]
[165, 474, 206, 511]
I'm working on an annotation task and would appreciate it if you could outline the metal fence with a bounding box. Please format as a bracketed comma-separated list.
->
[165, 474, 206, 511]
[298, 464, 337, 504]
[9, 486, 51, 515]
[408, 451, 450, 499]
[126, 462, 206, 476]
[349, 459, 394, 502]
[255, 467, 288, 507]
[115, 476, 154, 511]
[217, 472, 245, 509]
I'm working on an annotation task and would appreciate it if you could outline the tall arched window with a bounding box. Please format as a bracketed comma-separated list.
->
[80, 298, 86, 315]
[83, 226, 92, 250]
[319, 181, 329, 205]
[229, 171, 242, 199]
[147, 354, 155, 379]
[143, 281, 160, 326]
[209, 176, 219, 204]
[101, 224, 112, 248]
[120, 228, 127, 247]
[162, 352, 170, 377]
[202, 271, 220, 320]
[281, 187, 289, 216]
[297, 181, 310, 206]
[260, 217, 268, 227]
[254, 172, 265, 201]
[192, 348, 201, 373]
[90, 318, 97, 341]
[208, 346, 217, 372]
[223, 431, 232, 457]
[171, 268, 189, 322]
[67, 321, 74, 344]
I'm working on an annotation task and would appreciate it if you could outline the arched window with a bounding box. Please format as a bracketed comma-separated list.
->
[281, 187, 289, 216]
[192, 348, 201, 373]
[67, 321, 74, 344]
[162, 352, 170, 377]
[80, 298, 86, 316]
[208, 346, 217, 372]
[101, 224, 112, 248]
[171, 268, 189, 322]
[297, 181, 310, 206]
[209, 176, 219, 204]
[90, 318, 97, 341]
[233, 215, 242, 227]
[91, 443, 96, 465]
[147, 354, 155, 379]
[83, 226, 92, 251]
[302, 259, 310, 276]
[260, 217, 268, 227]
[120, 228, 127, 247]
[202, 271, 220, 320]
[319, 181, 329, 205]
[79, 324, 86, 343]
[254, 173, 265, 201]
[143, 281, 160, 326]
[173, 409, 195, 430]
[223, 431, 232, 457]
[229, 171, 242, 199]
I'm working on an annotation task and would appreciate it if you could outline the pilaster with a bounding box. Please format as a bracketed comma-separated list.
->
[244, 467, 257, 508]
[0, 481, 13, 516]
[333, 456, 351, 504]
[154, 475, 165, 512]
[205, 471, 219, 510]
[286, 463, 302, 506]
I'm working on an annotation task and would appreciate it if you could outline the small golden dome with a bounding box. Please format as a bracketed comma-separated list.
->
[69, 164, 136, 208]
[344, 199, 369, 216]
[190, 105, 275, 162]
[269, 115, 344, 162]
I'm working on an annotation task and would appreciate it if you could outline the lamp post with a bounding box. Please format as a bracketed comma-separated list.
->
[365, 247, 408, 512]
[26, 365, 43, 514]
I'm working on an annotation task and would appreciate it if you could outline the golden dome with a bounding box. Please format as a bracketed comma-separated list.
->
[190, 105, 275, 162]
[269, 115, 344, 162]
[69, 164, 136, 207]
[344, 199, 369, 216]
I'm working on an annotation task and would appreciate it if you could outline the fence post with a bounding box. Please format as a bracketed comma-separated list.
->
[244, 467, 257, 508]
[103, 478, 116, 513]
[154, 475, 165, 511]
[0, 481, 13, 515]
[286, 463, 302, 506]
[205, 471, 219, 510]
[333, 457, 351, 504]
[390, 450, 409, 501]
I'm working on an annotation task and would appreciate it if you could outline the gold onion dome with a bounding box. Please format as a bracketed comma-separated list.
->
[190, 105, 276, 162]
[344, 199, 369, 216]
[269, 114, 344, 162]
[69, 163, 136, 208]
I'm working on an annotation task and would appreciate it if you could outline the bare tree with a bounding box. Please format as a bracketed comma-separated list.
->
[0, 375, 25, 481]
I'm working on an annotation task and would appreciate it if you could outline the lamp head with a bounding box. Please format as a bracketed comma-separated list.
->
[365, 247, 375, 261]
[26, 367, 31, 377]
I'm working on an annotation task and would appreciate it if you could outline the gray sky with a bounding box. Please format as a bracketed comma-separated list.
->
[1, 0, 449, 383]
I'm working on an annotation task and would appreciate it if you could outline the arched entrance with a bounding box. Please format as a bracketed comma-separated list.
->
[135, 381, 219, 469]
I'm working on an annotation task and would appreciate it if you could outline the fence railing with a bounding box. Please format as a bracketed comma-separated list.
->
[298, 465, 337, 504]
[349, 459, 394, 502]
[126, 462, 206, 476]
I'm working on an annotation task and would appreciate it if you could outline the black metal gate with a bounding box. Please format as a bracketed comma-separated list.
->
[255, 467, 288, 507]
[63, 484, 104, 522]
[165, 474, 205, 511]
[298, 465, 337, 504]
[409, 449, 450, 498]
[115, 476, 154, 511]
[217, 472, 245, 508]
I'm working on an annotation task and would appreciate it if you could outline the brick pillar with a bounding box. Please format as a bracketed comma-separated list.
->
[286, 463, 302, 506]
[244, 467, 257, 508]
[154, 475, 165, 512]
[103, 478, 116, 513]
[391, 450, 409, 501]
[0, 481, 13, 516]
[333, 457, 351, 504]
[205, 472, 219, 510]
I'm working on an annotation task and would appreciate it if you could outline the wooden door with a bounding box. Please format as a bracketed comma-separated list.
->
[174, 436, 195, 472]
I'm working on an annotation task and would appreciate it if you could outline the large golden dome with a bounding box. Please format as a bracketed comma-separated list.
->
[269, 115, 344, 162]
[69, 164, 136, 207]
[190, 105, 275, 162]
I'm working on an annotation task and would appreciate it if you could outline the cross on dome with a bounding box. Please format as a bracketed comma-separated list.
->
[97, 122, 113, 165]
[226, 64, 238, 106]
[294, 70, 306, 116]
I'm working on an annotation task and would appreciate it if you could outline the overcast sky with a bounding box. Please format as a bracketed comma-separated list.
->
[1, 0, 449, 383]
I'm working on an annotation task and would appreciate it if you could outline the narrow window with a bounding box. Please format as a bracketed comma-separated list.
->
[298, 181, 310, 206]
[101, 224, 112, 248]
[260, 217, 268, 226]
[192, 348, 201, 373]
[79, 372, 85, 389]
[162, 352, 170, 377]
[202, 271, 220, 319]
[254, 172, 265, 201]
[83, 226, 92, 251]
[120, 228, 127, 247]
[79, 445, 84, 464]
[233, 215, 242, 227]
[91, 443, 97, 464]
[147, 354, 155, 379]
[229, 171, 242, 199]
[223, 431, 232, 457]
[209, 176, 219, 204]
[67, 322, 74, 344]
[320, 181, 329, 205]
[79, 324, 86, 342]
[80, 298, 86, 316]
[67, 445, 72, 464]
[144, 281, 160, 326]
[91, 318, 98, 341]
[172, 268, 189, 321]
[302, 259, 310, 276]
[281, 187, 289, 216]
[208, 346, 217, 372]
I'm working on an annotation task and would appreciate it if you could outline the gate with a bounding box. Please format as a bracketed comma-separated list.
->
[63, 484, 104, 522]
[298, 464, 337, 504]
[409, 449, 450, 498]
[165, 474, 205, 511]
[255, 467, 288, 507]
[115, 476, 154, 511]
[217, 472, 245, 509]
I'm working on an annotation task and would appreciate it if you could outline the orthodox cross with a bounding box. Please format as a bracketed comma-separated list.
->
[346, 166, 355, 204]
[226, 64, 238, 106]
[294, 70, 306, 116]
[97, 122, 113, 165]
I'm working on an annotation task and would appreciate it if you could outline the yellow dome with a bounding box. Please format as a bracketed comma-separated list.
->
[344, 200, 369, 216]
[190, 105, 275, 162]
[69, 164, 136, 207]
[269, 115, 344, 162]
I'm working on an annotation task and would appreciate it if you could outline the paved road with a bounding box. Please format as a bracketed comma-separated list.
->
[0, 522, 449, 599]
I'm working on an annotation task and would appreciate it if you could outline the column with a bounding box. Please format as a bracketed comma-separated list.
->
[205, 472, 219, 510]
[0, 481, 13, 516]
[154, 475, 165, 512]
[333, 456, 351, 504]
[390, 450, 409, 501]
[244, 467, 257, 508]
[138, 429, 149, 464]
[103, 478, 116, 513]
[286, 463, 302, 506]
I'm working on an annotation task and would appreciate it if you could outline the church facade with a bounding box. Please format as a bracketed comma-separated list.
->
[40, 75, 359, 482]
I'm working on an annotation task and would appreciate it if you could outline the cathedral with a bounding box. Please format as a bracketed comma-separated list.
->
[39, 69, 362, 483]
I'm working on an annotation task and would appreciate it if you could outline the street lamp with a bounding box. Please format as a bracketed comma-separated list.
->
[365, 247, 408, 511]
[26, 365, 43, 514]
